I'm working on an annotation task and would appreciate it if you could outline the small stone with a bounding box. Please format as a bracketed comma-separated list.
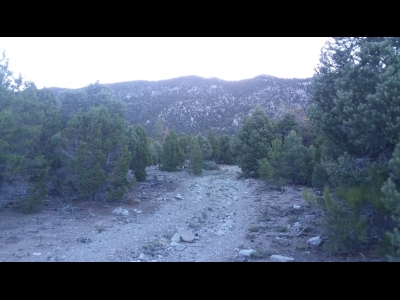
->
[307, 236, 324, 246]
[270, 255, 294, 262]
[138, 253, 146, 260]
[294, 222, 301, 227]
[176, 227, 195, 242]
[239, 249, 256, 257]
[32, 252, 42, 256]
[175, 194, 183, 200]
[171, 233, 181, 243]
[112, 207, 129, 216]
[170, 242, 180, 246]
[293, 205, 301, 210]
[176, 244, 186, 251]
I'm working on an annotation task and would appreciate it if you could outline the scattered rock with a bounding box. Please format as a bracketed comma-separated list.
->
[171, 233, 181, 243]
[307, 236, 324, 246]
[293, 205, 301, 210]
[170, 242, 180, 247]
[32, 252, 42, 256]
[176, 227, 195, 242]
[112, 207, 129, 216]
[239, 249, 256, 256]
[175, 194, 183, 200]
[176, 244, 186, 251]
[270, 255, 294, 262]
[77, 237, 92, 243]
[138, 253, 147, 260]
[294, 222, 301, 227]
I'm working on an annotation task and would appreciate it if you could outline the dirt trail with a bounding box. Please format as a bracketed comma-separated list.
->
[0, 165, 383, 262]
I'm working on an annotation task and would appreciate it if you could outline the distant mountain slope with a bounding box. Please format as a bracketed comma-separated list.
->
[49, 75, 311, 136]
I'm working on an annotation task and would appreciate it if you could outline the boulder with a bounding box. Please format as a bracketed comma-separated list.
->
[176, 227, 195, 242]
[270, 255, 294, 262]
[307, 236, 324, 246]
[239, 249, 256, 257]
[112, 207, 129, 216]
[171, 233, 181, 243]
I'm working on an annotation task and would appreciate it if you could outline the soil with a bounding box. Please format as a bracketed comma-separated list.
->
[0, 165, 385, 262]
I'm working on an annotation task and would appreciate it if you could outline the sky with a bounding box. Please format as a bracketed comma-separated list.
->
[0, 37, 331, 89]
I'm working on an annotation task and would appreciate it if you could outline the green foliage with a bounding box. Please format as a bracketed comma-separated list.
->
[275, 113, 299, 141]
[237, 105, 275, 177]
[207, 131, 220, 162]
[160, 130, 185, 171]
[257, 130, 315, 186]
[381, 143, 400, 261]
[153, 116, 165, 144]
[218, 134, 238, 165]
[56, 105, 131, 201]
[129, 125, 151, 181]
[148, 139, 163, 165]
[178, 134, 193, 158]
[189, 137, 203, 175]
[194, 134, 213, 161]
[59, 82, 127, 126]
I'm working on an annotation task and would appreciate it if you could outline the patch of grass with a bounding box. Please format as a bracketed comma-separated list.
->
[250, 247, 273, 259]
[277, 225, 288, 232]
[259, 211, 271, 222]
[248, 226, 259, 233]
[295, 244, 307, 251]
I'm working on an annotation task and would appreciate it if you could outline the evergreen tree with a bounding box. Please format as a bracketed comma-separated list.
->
[194, 134, 213, 161]
[160, 130, 184, 171]
[153, 116, 165, 144]
[237, 105, 275, 177]
[305, 37, 400, 254]
[148, 139, 163, 165]
[178, 134, 193, 158]
[130, 125, 151, 181]
[189, 137, 203, 175]
[56, 105, 131, 201]
[275, 113, 299, 142]
[207, 131, 220, 162]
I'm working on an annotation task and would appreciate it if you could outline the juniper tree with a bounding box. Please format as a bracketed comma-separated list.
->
[161, 130, 184, 171]
[130, 124, 151, 181]
[237, 105, 275, 177]
[189, 137, 203, 175]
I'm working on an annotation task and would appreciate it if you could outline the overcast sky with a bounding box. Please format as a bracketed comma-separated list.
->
[0, 37, 331, 89]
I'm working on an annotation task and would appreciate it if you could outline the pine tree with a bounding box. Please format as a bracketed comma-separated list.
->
[237, 105, 275, 177]
[189, 137, 203, 175]
[207, 131, 220, 162]
[130, 125, 151, 181]
[194, 134, 213, 161]
[160, 130, 184, 171]
[153, 116, 165, 144]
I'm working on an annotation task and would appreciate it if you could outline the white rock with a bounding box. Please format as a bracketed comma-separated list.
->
[175, 194, 183, 200]
[171, 233, 181, 243]
[239, 249, 256, 256]
[170, 242, 180, 246]
[293, 205, 301, 209]
[307, 236, 323, 246]
[176, 244, 186, 251]
[138, 253, 146, 260]
[32, 253, 42, 256]
[270, 255, 294, 262]
[112, 207, 129, 216]
[294, 222, 301, 227]
[176, 227, 195, 242]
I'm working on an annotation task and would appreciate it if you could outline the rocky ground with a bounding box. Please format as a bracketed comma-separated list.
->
[0, 165, 385, 262]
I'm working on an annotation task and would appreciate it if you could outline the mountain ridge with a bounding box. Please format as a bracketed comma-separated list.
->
[49, 74, 312, 136]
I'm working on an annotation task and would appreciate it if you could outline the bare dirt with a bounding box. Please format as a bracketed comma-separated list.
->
[0, 165, 385, 262]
